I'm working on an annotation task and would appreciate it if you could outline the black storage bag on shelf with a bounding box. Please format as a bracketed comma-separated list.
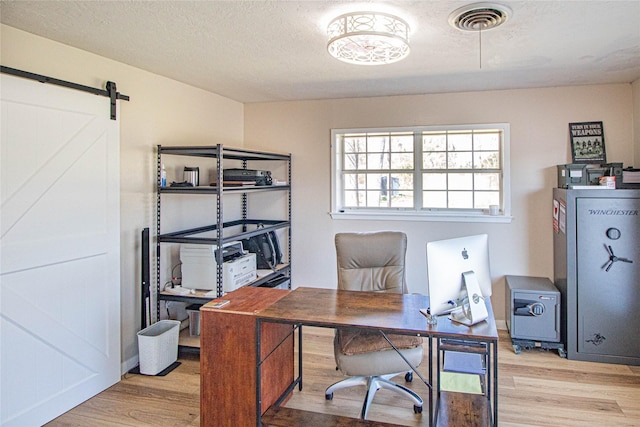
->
[242, 230, 282, 270]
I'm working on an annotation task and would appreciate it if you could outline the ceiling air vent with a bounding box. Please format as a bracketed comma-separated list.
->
[449, 2, 512, 32]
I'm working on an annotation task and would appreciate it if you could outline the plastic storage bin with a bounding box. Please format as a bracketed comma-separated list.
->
[137, 320, 180, 375]
[186, 304, 201, 337]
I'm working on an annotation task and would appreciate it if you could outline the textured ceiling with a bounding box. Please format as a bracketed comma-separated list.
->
[1, 1, 639, 103]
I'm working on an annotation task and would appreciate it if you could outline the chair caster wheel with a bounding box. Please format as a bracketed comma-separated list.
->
[325, 393, 333, 400]
[414, 405, 423, 414]
[405, 372, 413, 382]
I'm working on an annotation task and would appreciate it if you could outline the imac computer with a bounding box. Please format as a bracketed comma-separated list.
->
[426, 234, 492, 325]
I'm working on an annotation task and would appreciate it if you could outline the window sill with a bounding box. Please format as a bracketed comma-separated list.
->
[329, 211, 513, 223]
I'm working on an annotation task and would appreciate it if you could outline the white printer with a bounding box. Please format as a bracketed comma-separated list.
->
[180, 241, 256, 292]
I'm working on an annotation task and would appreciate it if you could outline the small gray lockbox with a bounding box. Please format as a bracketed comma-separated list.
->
[505, 275, 560, 342]
[557, 164, 588, 188]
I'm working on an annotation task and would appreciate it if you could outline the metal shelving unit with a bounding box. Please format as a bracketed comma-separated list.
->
[155, 144, 291, 348]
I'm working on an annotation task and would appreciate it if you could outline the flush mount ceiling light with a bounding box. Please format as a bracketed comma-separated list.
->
[327, 11, 410, 65]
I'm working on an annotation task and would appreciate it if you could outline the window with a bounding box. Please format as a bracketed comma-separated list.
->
[331, 124, 511, 222]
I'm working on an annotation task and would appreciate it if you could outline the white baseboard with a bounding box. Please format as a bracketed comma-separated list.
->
[121, 355, 139, 375]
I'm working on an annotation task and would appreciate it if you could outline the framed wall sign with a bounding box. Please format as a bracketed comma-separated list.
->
[569, 121, 606, 164]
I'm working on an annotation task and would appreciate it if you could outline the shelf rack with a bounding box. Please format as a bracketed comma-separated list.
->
[155, 144, 292, 332]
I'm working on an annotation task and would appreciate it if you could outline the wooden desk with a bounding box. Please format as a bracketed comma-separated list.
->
[200, 287, 294, 426]
[256, 287, 499, 427]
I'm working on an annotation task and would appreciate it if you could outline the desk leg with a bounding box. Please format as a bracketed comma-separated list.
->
[256, 319, 262, 427]
[428, 336, 433, 427]
[493, 340, 498, 426]
[298, 325, 303, 391]
[435, 338, 443, 427]
[486, 341, 491, 422]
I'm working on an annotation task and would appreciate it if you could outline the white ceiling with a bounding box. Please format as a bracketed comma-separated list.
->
[1, 1, 639, 103]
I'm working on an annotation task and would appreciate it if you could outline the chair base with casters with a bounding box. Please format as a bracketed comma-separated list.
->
[325, 333, 424, 420]
[325, 372, 423, 419]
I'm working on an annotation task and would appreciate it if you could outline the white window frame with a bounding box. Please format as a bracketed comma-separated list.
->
[330, 123, 512, 223]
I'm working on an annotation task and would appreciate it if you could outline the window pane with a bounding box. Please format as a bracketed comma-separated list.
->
[367, 173, 385, 192]
[366, 190, 384, 207]
[344, 190, 364, 207]
[448, 191, 473, 208]
[423, 173, 446, 190]
[448, 152, 473, 169]
[448, 173, 472, 190]
[344, 136, 366, 153]
[390, 191, 413, 207]
[344, 173, 365, 190]
[474, 152, 499, 169]
[391, 134, 413, 152]
[423, 132, 447, 151]
[448, 132, 472, 151]
[344, 153, 366, 170]
[423, 191, 447, 208]
[391, 152, 414, 169]
[392, 173, 413, 190]
[474, 131, 500, 151]
[474, 173, 500, 190]
[367, 135, 389, 152]
[474, 191, 499, 208]
[423, 152, 446, 169]
[367, 152, 389, 169]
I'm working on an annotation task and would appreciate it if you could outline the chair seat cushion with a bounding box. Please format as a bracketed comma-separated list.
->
[337, 329, 422, 356]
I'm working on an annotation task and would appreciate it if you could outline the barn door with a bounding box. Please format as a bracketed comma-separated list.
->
[1, 74, 121, 426]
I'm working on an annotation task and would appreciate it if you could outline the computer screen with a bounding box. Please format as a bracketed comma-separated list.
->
[426, 234, 492, 316]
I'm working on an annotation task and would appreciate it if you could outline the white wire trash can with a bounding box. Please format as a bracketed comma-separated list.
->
[137, 320, 181, 375]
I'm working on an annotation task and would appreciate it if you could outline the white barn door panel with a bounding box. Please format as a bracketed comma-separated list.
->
[1, 74, 120, 426]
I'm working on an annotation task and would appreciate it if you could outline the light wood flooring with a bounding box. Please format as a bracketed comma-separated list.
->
[47, 328, 640, 426]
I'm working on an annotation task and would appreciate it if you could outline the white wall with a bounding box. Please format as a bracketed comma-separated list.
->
[1, 25, 245, 371]
[244, 84, 635, 321]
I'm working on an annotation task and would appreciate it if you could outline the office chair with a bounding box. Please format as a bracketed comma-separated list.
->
[325, 231, 424, 419]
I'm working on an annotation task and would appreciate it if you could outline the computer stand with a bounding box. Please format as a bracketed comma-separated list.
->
[449, 270, 489, 326]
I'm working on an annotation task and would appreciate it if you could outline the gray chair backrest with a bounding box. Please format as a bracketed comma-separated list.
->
[335, 231, 407, 294]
